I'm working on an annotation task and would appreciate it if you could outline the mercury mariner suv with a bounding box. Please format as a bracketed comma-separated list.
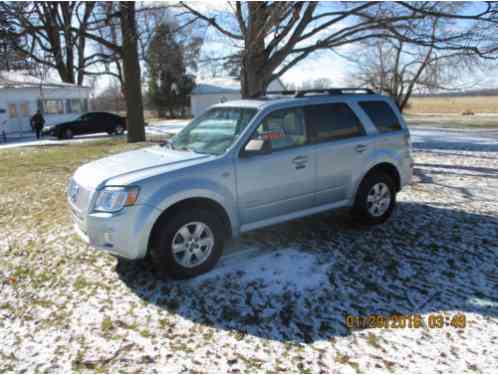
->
[68, 88, 412, 279]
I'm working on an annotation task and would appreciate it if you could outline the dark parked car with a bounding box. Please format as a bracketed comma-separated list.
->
[43, 112, 126, 139]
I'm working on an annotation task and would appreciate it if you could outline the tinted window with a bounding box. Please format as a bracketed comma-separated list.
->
[305, 103, 364, 143]
[0, 109, 6, 114]
[359, 101, 401, 132]
[253, 108, 306, 151]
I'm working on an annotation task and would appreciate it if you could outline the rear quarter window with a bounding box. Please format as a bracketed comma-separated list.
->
[359, 101, 402, 133]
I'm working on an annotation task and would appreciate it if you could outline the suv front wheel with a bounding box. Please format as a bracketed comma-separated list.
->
[352, 172, 396, 225]
[150, 209, 224, 279]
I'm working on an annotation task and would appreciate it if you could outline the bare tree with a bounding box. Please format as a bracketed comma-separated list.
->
[348, 3, 490, 111]
[180, 2, 498, 98]
[59, 1, 146, 142]
[0, 2, 96, 85]
[349, 38, 480, 111]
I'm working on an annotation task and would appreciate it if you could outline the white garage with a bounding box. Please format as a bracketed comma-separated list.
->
[190, 77, 286, 117]
[0, 71, 91, 137]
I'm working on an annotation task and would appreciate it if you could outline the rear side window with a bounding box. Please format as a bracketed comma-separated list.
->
[304, 103, 365, 143]
[359, 101, 401, 132]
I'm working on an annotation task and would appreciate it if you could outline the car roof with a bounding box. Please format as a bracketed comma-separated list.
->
[211, 93, 392, 112]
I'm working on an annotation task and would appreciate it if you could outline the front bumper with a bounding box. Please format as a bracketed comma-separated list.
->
[71, 203, 162, 260]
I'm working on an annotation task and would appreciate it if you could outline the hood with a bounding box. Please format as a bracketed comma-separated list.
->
[73, 146, 211, 190]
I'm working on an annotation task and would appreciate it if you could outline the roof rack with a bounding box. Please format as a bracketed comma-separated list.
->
[265, 88, 375, 97]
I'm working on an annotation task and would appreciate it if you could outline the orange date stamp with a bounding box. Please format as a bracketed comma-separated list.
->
[345, 313, 467, 330]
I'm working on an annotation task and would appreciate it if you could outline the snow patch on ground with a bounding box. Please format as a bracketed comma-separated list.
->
[193, 247, 330, 294]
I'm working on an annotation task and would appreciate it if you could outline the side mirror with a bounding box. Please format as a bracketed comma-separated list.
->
[240, 138, 271, 157]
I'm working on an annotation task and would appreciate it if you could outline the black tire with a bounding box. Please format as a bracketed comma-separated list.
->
[107, 129, 114, 135]
[150, 209, 224, 279]
[351, 172, 396, 225]
[63, 128, 73, 139]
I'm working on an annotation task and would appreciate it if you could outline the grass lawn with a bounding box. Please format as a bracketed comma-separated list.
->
[0, 139, 148, 236]
[407, 96, 498, 114]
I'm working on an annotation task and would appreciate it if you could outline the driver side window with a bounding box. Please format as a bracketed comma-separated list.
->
[253, 108, 307, 151]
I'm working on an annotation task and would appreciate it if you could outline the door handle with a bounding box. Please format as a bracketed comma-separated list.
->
[292, 155, 308, 163]
[355, 144, 367, 153]
[292, 155, 308, 170]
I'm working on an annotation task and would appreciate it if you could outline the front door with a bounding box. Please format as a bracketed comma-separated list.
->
[236, 107, 315, 226]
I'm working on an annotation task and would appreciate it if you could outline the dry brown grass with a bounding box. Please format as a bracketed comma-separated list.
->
[407, 96, 498, 114]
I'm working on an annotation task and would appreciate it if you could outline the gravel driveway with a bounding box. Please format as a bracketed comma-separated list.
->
[1, 136, 497, 372]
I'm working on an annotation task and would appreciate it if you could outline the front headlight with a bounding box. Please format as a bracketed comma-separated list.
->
[94, 186, 140, 213]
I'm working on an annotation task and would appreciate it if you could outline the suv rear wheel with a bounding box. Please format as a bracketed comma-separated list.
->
[352, 172, 396, 225]
[150, 209, 224, 279]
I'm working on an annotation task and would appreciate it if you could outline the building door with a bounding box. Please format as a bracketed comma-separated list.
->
[19, 102, 31, 132]
[7, 103, 22, 134]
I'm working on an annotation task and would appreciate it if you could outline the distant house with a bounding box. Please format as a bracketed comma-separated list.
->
[190, 77, 286, 117]
[0, 71, 91, 136]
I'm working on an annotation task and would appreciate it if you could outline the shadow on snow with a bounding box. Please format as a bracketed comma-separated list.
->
[116, 201, 498, 344]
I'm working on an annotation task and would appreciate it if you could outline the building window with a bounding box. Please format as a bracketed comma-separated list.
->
[8, 104, 17, 118]
[66, 99, 82, 114]
[82, 99, 88, 113]
[20, 103, 29, 117]
[42, 99, 65, 115]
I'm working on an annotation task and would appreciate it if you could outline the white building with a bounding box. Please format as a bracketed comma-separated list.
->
[0, 71, 91, 136]
[190, 77, 286, 117]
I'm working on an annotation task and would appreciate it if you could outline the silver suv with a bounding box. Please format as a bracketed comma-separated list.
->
[68, 89, 412, 279]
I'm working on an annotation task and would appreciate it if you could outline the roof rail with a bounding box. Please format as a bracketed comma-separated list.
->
[265, 87, 375, 97]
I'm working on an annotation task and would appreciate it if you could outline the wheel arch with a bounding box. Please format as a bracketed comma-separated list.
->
[366, 162, 401, 191]
[147, 197, 233, 256]
[354, 161, 401, 201]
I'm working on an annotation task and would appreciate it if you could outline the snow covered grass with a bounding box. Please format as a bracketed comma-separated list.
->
[1, 138, 498, 372]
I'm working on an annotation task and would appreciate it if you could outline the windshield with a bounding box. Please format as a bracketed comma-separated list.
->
[169, 107, 257, 155]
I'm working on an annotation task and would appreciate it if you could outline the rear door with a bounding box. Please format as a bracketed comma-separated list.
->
[304, 102, 370, 206]
[236, 107, 315, 226]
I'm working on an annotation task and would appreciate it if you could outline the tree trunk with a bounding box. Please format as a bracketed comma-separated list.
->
[120, 1, 145, 143]
[240, 3, 271, 98]
[240, 51, 270, 98]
